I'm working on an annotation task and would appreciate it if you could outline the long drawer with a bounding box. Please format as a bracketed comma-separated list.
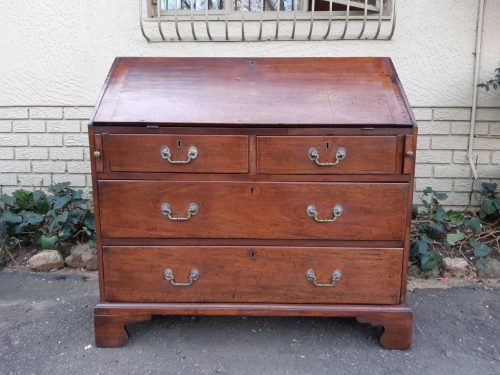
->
[103, 246, 403, 304]
[257, 136, 399, 174]
[107, 134, 249, 173]
[98, 181, 408, 240]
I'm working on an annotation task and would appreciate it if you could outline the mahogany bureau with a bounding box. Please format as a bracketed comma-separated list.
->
[89, 57, 417, 349]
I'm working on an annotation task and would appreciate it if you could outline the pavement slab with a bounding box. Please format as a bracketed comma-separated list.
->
[0, 271, 498, 375]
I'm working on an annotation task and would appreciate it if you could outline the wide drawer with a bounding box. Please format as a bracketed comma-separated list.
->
[107, 134, 249, 173]
[103, 246, 403, 304]
[98, 181, 408, 240]
[257, 136, 399, 174]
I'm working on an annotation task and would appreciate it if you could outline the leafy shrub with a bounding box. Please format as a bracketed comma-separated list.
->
[411, 187, 447, 272]
[411, 184, 498, 274]
[0, 183, 95, 257]
[478, 67, 500, 91]
[476, 182, 500, 219]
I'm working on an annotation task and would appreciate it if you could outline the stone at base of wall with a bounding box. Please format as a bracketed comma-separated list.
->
[0, 105, 499, 207]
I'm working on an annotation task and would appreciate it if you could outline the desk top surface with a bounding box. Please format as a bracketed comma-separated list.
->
[92, 57, 415, 127]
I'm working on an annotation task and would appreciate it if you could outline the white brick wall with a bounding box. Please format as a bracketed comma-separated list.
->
[0, 105, 499, 206]
[413, 107, 500, 208]
[0, 106, 92, 194]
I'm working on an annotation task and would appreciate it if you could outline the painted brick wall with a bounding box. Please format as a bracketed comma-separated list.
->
[0, 105, 499, 207]
[413, 107, 500, 207]
[0, 106, 93, 194]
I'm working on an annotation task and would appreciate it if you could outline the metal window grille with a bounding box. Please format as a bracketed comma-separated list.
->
[140, 0, 396, 41]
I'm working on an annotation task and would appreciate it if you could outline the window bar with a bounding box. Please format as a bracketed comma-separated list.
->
[307, 0, 316, 40]
[139, 0, 151, 42]
[387, 0, 397, 40]
[205, 0, 213, 40]
[190, 0, 198, 40]
[225, 1, 230, 40]
[241, 0, 246, 41]
[158, 0, 166, 40]
[275, 2, 281, 40]
[339, 0, 350, 39]
[356, 0, 368, 39]
[258, 0, 265, 40]
[323, 0, 333, 40]
[174, 0, 182, 40]
[373, 0, 384, 39]
[291, 0, 297, 39]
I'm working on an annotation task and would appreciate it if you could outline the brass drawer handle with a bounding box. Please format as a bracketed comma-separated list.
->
[307, 204, 343, 223]
[164, 268, 200, 286]
[308, 147, 346, 166]
[161, 202, 198, 221]
[160, 145, 198, 164]
[306, 269, 342, 287]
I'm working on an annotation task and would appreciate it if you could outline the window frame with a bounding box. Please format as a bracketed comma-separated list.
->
[147, 0, 391, 18]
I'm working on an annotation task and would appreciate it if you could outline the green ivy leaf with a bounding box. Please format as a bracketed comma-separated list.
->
[49, 182, 71, 194]
[0, 194, 16, 207]
[417, 239, 428, 255]
[435, 207, 446, 223]
[469, 239, 491, 258]
[465, 217, 482, 234]
[434, 192, 448, 201]
[420, 251, 442, 272]
[446, 232, 465, 246]
[39, 235, 58, 250]
[424, 223, 445, 239]
[54, 195, 71, 210]
[12, 190, 34, 210]
[20, 211, 44, 225]
[480, 199, 496, 218]
[446, 211, 464, 226]
[493, 198, 500, 210]
[84, 216, 95, 231]
[423, 187, 433, 195]
[1, 210, 23, 224]
[55, 211, 68, 223]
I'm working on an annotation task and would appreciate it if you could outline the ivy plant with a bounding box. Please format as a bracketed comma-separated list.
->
[411, 185, 496, 273]
[478, 67, 500, 91]
[411, 187, 447, 272]
[476, 182, 500, 219]
[0, 183, 95, 256]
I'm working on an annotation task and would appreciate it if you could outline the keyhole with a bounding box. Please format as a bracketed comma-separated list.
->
[250, 186, 255, 194]
[176, 139, 182, 149]
[249, 250, 256, 260]
[325, 141, 330, 150]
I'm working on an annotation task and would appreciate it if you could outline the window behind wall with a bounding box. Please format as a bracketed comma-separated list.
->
[140, 0, 396, 41]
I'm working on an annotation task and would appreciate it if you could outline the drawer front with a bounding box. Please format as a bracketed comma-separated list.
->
[99, 181, 408, 240]
[103, 246, 403, 304]
[257, 136, 399, 174]
[107, 134, 249, 173]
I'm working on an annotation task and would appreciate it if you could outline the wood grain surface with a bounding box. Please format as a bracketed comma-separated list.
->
[108, 134, 249, 173]
[102, 246, 403, 304]
[92, 57, 415, 126]
[98, 181, 408, 240]
[257, 135, 399, 174]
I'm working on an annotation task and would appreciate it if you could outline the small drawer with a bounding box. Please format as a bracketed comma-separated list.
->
[98, 181, 408, 241]
[257, 136, 399, 174]
[107, 134, 249, 173]
[103, 246, 403, 304]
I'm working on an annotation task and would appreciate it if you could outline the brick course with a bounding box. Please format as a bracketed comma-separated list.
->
[0, 105, 498, 206]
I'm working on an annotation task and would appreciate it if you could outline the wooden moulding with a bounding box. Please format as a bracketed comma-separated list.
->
[94, 303, 412, 350]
